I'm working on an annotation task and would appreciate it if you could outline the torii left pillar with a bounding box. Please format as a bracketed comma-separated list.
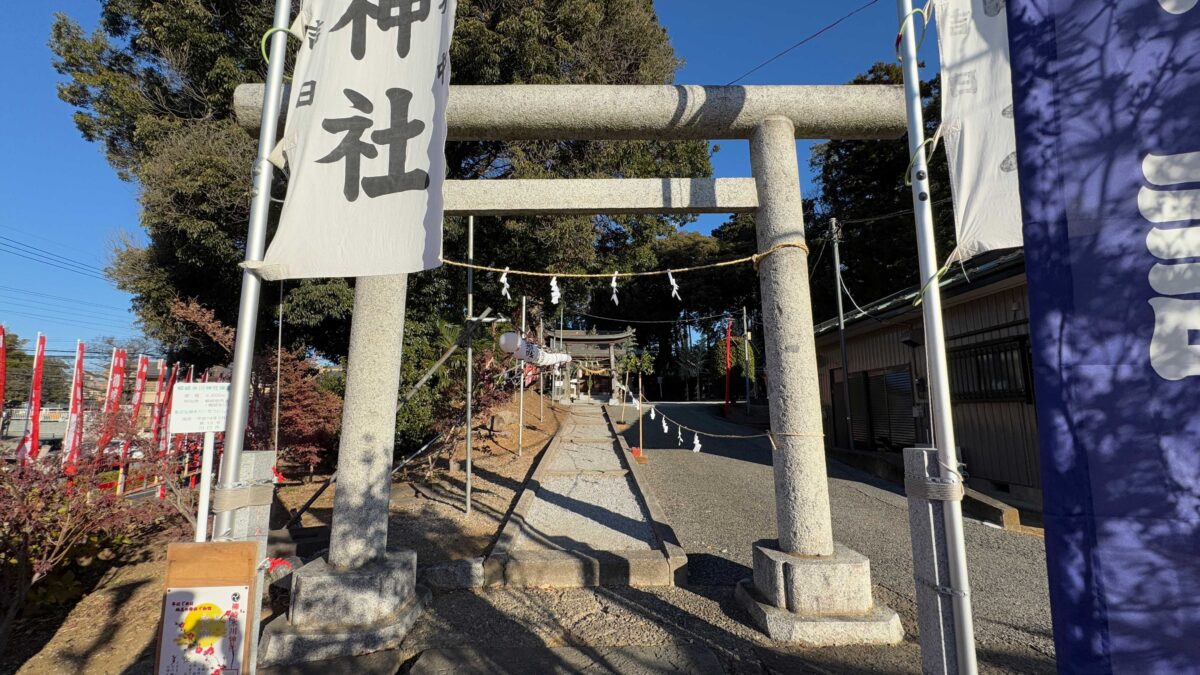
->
[733, 116, 903, 645]
[259, 274, 425, 666]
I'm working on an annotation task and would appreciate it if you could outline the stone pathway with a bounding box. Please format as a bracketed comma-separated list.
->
[486, 406, 686, 587]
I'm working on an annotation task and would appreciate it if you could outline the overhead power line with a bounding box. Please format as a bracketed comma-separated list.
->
[0, 285, 130, 312]
[0, 297, 134, 322]
[0, 236, 106, 274]
[0, 245, 110, 282]
[725, 0, 882, 85]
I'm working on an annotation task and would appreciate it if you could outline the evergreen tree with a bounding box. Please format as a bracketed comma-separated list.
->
[50, 0, 711, 366]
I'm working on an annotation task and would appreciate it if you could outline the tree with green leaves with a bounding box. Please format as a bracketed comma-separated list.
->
[3, 332, 70, 407]
[805, 62, 952, 324]
[50, 0, 710, 369]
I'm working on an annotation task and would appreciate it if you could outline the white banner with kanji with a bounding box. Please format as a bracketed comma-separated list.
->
[248, 0, 458, 280]
[936, 0, 1023, 263]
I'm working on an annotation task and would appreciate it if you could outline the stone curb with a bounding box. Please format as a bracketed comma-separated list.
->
[605, 406, 689, 586]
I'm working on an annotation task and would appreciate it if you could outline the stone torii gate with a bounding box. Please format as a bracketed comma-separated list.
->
[236, 83, 906, 663]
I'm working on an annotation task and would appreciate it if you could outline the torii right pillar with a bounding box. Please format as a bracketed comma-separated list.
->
[734, 115, 903, 645]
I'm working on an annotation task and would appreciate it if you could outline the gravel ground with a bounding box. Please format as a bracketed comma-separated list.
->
[273, 390, 565, 564]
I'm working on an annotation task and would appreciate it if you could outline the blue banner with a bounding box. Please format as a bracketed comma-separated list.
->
[1007, 1, 1200, 671]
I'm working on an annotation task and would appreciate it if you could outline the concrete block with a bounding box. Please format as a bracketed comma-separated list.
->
[289, 551, 416, 630]
[259, 586, 428, 667]
[735, 580, 903, 647]
[419, 557, 484, 592]
[905, 447, 959, 673]
[751, 540, 873, 615]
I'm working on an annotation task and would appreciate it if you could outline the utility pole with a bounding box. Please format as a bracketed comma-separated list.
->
[743, 306, 752, 415]
[831, 218, 855, 451]
[896, 1, 978, 671]
[465, 216, 474, 516]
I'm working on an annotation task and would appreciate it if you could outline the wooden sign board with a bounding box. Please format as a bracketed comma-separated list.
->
[155, 541, 258, 674]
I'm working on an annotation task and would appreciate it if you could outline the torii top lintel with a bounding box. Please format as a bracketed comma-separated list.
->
[233, 84, 906, 141]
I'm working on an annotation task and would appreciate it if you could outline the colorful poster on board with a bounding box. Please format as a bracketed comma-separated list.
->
[156, 585, 249, 674]
[1007, 0, 1200, 670]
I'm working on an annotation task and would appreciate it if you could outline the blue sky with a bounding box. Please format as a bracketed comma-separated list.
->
[0, 0, 935, 355]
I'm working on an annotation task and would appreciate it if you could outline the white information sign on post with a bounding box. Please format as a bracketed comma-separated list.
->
[169, 383, 230, 543]
[170, 383, 231, 434]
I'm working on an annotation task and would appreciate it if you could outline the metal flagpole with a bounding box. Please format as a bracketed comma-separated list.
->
[558, 305, 564, 400]
[465, 216, 474, 516]
[518, 295, 526, 456]
[831, 218, 855, 452]
[213, 0, 292, 540]
[742, 306, 751, 414]
[895, 2, 978, 671]
[273, 281, 284, 455]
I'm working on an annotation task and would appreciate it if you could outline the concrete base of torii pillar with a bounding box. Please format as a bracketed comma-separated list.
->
[733, 116, 902, 646]
[259, 274, 426, 667]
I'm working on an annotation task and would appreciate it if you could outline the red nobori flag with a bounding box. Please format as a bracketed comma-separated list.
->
[0, 325, 7, 408]
[117, 355, 150, 464]
[15, 333, 46, 462]
[62, 341, 86, 469]
[94, 348, 128, 460]
[146, 360, 168, 454]
[155, 364, 179, 456]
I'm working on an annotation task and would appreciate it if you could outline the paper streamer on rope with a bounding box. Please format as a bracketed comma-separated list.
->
[668, 270, 681, 300]
[500, 267, 511, 299]
[649, 407, 656, 420]
[661, 416, 668, 434]
[610, 272, 619, 305]
[550, 276, 561, 305]
[677, 424, 684, 446]
[691, 432, 702, 453]
[498, 332, 572, 366]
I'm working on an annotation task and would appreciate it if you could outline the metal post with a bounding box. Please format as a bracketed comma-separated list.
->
[896, 2, 978, 671]
[538, 319, 544, 421]
[273, 281, 284, 454]
[743, 306, 752, 414]
[638, 372, 644, 451]
[213, 0, 292, 541]
[620, 372, 629, 423]
[465, 216, 474, 516]
[559, 305, 565, 401]
[831, 219, 855, 452]
[518, 295, 526, 456]
[194, 431, 215, 542]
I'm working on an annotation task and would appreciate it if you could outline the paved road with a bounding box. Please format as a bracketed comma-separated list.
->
[619, 402, 1056, 673]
